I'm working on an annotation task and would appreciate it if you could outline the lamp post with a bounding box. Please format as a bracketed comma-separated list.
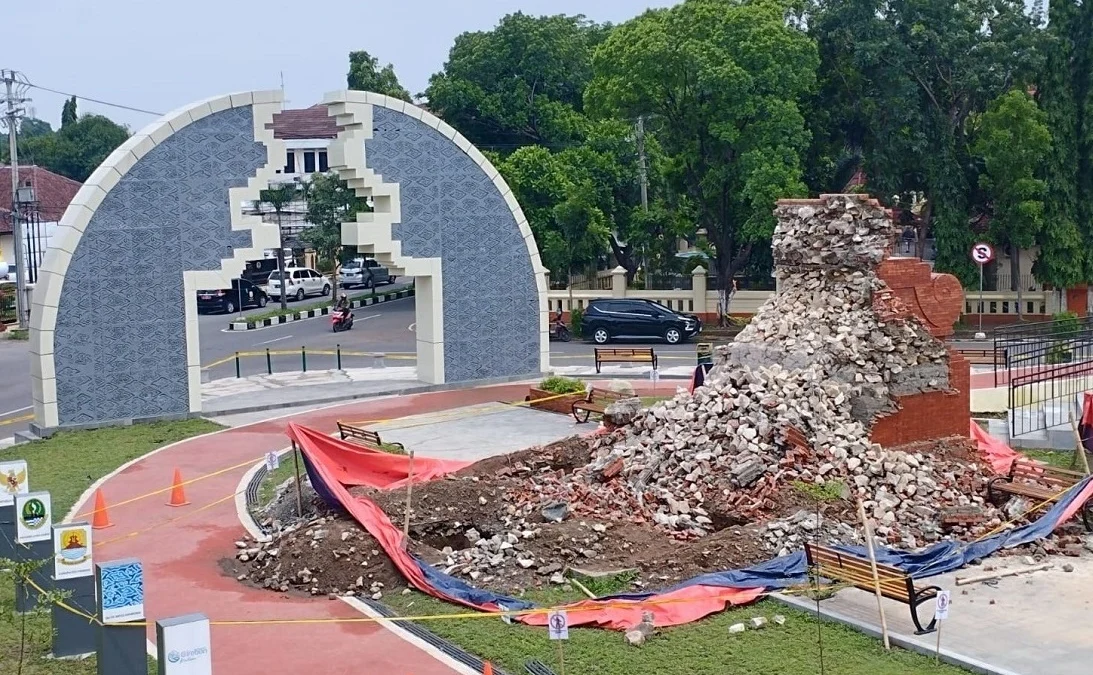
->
[12, 184, 35, 329]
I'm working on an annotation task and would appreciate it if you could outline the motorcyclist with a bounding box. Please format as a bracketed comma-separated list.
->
[335, 293, 351, 320]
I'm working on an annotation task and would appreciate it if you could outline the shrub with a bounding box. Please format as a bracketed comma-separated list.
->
[1047, 342, 1074, 364]
[1052, 311, 1080, 340]
[569, 306, 584, 338]
[538, 376, 586, 395]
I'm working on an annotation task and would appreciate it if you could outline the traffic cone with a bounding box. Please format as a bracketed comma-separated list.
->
[482, 663, 493, 675]
[91, 489, 113, 529]
[166, 468, 190, 507]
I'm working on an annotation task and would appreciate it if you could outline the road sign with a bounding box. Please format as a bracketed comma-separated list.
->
[934, 590, 951, 621]
[970, 243, 995, 265]
[264, 451, 279, 472]
[548, 610, 569, 640]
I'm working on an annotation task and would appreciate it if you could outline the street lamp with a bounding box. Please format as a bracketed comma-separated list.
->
[12, 184, 36, 328]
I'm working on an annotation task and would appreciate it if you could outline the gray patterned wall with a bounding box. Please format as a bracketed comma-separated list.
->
[366, 106, 540, 381]
[53, 106, 266, 426]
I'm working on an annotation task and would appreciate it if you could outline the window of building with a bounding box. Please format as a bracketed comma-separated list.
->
[318, 151, 329, 172]
[284, 151, 296, 173]
[303, 151, 316, 173]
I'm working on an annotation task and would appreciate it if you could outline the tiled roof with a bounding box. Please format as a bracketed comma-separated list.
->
[0, 165, 82, 234]
[269, 105, 339, 140]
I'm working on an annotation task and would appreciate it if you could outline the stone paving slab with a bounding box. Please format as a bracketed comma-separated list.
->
[808, 555, 1093, 675]
[369, 402, 589, 462]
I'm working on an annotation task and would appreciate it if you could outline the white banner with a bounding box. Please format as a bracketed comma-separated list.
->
[0, 460, 28, 506]
[160, 615, 212, 675]
[16, 491, 51, 543]
[53, 523, 93, 580]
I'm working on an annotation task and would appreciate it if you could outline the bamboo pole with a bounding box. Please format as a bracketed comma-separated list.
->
[292, 441, 303, 518]
[858, 499, 890, 650]
[403, 449, 416, 541]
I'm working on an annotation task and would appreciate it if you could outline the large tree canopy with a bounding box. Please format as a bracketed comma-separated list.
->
[347, 50, 412, 101]
[425, 12, 610, 151]
[586, 0, 818, 287]
[16, 102, 129, 182]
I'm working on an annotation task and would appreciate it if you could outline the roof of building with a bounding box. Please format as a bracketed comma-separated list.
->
[270, 105, 339, 140]
[0, 165, 83, 234]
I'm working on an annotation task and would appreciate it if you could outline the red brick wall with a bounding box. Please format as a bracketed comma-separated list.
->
[869, 350, 971, 447]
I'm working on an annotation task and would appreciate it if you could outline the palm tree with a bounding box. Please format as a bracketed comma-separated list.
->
[256, 182, 301, 310]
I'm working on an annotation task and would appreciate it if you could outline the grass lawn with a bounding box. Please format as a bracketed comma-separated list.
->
[4, 328, 28, 340]
[0, 419, 223, 675]
[1023, 448, 1089, 470]
[383, 589, 971, 675]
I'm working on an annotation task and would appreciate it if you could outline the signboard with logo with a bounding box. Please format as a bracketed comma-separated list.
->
[53, 522, 93, 580]
[547, 609, 569, 640]
[98, 559, 145, 623]
[157, 613, 212, 675]
[0, 459, 28, 506]
[16, 491, 51, 543]
[934, 590, 951, 621]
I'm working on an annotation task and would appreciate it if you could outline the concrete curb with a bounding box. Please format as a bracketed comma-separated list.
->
[770, 593, 1023, 675]
[201, 371, 546, 418]
[226, 287, 415, 331]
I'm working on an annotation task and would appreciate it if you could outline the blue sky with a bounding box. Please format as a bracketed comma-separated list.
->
[9, 0, 676, 131]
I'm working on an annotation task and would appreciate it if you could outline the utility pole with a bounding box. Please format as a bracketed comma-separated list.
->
[636, 116, 651, 290]
[2, 69, 30, 329]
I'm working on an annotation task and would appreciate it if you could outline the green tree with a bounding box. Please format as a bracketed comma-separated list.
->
[257, 182, 302, 310]
[302, 172, 370, 297]
[425, 12, 610, 151]
[18, 114, 129, 182]
[973, 89, 1053, 318]
[347, 51, 412, 101]
[1033, 0, 1088, 291]
[806, 0, 1042, 284]
[61, 96, 78, 128]
[586, 0, 818, 313]
[19, 118, 51, 139]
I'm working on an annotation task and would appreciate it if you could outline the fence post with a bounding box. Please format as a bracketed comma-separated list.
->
[266, 348, 272, 375]
[302, 346, 307, 373]
[611, 266, 627, 298]
[691, 266, 708, 318]
[337, 344, 342, 371]
[234, 352, 240, 379]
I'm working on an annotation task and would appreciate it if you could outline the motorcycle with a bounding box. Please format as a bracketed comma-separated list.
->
[549, 312, 571, 342]
[332, 310, 354, 332]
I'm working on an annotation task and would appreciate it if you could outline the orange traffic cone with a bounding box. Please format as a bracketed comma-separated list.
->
[483, 662, 493, 675]
[91, 489, 113, 529]
[166, 468, 190, 507]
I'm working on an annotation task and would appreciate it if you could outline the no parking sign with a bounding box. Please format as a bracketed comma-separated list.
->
[970, 243, 994, 266]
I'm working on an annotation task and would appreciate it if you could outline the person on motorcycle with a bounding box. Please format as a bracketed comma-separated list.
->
[335, 293, 351, 320]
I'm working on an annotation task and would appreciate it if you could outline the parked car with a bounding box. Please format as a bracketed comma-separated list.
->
[268, 267, 332, 302]
[580, 299, 702, 345]
[339, 258, 395, 289]
[196, 279, 268, 314]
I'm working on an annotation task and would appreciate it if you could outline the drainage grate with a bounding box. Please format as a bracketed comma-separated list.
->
[360, 597, 512, 675]
[245, 464, 267, 510]
[524, 660, 558, 675]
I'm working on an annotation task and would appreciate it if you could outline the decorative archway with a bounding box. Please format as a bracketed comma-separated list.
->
[29, 90, 547, 432]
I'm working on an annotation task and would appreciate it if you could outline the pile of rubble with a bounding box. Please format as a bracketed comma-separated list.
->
[518, 195, 1000, 549]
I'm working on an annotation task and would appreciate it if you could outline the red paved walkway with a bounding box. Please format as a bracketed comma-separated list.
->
[74, 381, 663, 673]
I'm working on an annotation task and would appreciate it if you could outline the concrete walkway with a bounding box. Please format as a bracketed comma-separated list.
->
[800, 555, 1093, 675]
[71, 381, 664, 673]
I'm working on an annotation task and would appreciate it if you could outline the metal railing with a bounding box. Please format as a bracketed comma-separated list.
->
[202, 345, 416, 380]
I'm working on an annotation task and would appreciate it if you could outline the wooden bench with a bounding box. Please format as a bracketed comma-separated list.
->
[336, 421, 405, 453]
[571, 388, 625, 423]
[594, 347, 657, 374]
[987, 458, 1091, 530]
[955, 348, 999, 366]
[805, 542, 940, 635]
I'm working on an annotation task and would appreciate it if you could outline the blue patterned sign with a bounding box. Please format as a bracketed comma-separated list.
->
[98, 559, 144, 622]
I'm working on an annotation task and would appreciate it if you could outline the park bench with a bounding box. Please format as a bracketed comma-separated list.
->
[336, 421, 405, 453]
[571, 387, 625, 423]
[804, 542, 940, 635]
[955, 347, 1000, 366]
[594, 347, 657, 373]
[987, 458, 1091, 530]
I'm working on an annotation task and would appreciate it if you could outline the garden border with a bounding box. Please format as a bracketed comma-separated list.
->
[227, 287, 415, 331]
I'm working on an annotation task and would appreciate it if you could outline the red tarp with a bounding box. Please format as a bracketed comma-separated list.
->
[969, 419, 1021, 474]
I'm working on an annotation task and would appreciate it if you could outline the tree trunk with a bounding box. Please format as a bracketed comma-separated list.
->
[1011, 246, 1023, 321]
[275, 210, 288, 311]
[608, 236, 640, 285]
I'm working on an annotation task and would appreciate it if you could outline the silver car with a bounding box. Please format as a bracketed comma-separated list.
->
[339, 258, 395, 289]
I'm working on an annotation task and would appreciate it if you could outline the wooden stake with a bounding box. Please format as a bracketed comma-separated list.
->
[292, 441, 303, 518]
[557, 640, 566, 675]
[858, 499, 890, 650]
[403, 449, 416, 539]
[935, 619, 942, 664]
[1070, 406, 1090, 474]
[955, 562, 1052, 586]
[570, 578, 597, 600]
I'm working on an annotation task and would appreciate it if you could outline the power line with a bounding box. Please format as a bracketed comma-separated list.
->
[24, 81, 162, 117]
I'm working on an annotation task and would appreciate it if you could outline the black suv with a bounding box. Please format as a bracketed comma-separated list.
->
[196, 278, 268, 314]
[581, 299, 702, 345]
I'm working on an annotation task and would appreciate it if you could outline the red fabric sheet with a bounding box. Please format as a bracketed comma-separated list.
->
[286, 422, 763, 630]
[969, 419, 1021, 474]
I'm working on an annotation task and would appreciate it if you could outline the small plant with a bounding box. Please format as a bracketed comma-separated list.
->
[1047, 342, 1074, 364]
[569, 306, 584, 338]
[538, 376, 586, 395]
[1052, 311, 1080, 340]
[792, 479, 848, 503]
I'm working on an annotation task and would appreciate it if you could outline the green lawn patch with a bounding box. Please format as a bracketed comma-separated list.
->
[5, 328, 28, 340]
[641, 396, 672, 407]
[383, 591, 970, 675]
[1023, 448, 1088, 470]
[0, 418, 223, 675]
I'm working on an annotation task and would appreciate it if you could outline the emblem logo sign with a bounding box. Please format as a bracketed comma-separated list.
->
[0, 459, 28, 506]
[53, 523, 94, 580]
[16, 491, 52, 543]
